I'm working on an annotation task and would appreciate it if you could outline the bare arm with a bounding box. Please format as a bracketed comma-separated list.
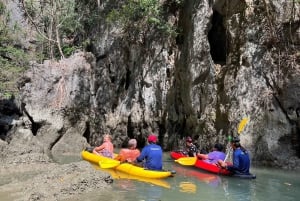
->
[217, 159, 227, 168]
[197, 153, 208, 159]
[93, 144, 105, 154]
[114, 149, 125, 161]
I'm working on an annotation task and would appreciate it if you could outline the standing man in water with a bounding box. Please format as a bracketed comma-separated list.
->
[136, 134, 163, 170]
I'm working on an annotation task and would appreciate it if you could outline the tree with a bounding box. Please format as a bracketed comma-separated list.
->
[0, 1, 28, 96]
[107, 0, 182, 41]
[20, 0, 81, 59]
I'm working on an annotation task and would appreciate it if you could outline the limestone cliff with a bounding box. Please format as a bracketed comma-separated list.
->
[1, 0, 300, 169]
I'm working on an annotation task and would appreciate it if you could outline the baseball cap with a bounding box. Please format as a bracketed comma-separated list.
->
[148, 135, 157, 143]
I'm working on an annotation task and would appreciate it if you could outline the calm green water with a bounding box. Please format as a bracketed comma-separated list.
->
[62, 152, 300, 201]
[2, 153, 300, 201]
[100, 163, 300, 201]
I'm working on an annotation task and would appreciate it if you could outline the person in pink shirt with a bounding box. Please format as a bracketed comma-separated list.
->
[93, 134, 114, 158]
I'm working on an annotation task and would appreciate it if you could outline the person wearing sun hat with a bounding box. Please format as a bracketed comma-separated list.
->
[136, 134, 163, 170]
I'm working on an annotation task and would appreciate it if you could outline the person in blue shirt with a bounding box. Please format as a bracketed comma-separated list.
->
[218, 137, 250, 175]
[136, 134, 163, 170]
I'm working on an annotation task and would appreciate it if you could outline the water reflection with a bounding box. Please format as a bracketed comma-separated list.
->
[113, 165, 297, 200]
[92, 164, 171, 189]
[141, 184, 163, 201]
[172, 165, 222, 187]
[179, 182, 197, 193]
[86, 156, 300, 201]
[223, 178, 254, 200]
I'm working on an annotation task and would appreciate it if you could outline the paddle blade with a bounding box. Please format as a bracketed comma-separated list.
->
[238, 117, 249, 134]
[175, 157, 197, 166]
[99, 160, 120, 169]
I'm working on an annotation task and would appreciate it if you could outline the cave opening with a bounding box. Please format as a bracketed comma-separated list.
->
[31, 122, 42, 136]
[208, 10, 228, 65]
[83, 121, 90, 143]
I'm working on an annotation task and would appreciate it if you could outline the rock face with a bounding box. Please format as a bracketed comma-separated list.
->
[15, 52, 94, 156]
[1, 0, 300, 169]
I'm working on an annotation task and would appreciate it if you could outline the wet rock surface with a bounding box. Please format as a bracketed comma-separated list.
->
[0, 152, 113, 201]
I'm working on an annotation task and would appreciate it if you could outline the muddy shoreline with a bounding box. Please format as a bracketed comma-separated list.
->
[0, 152, 113, 201]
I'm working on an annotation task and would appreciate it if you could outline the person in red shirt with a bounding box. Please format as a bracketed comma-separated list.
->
[93, 134, 114, 158]
[115, 139, 140, 163]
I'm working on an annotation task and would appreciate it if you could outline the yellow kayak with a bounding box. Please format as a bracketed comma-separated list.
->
[99, 167, 171, 188]
[81, 150, 117, 164]
[81, 151, 174, 179]
[114, 162, 173, 179]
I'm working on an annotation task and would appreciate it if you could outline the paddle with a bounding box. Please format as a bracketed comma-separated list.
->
[174, 157, 197, 166]
[99, 160, 120, 169]
[224, 117, 249, 161]
[237, 117, 249, 134]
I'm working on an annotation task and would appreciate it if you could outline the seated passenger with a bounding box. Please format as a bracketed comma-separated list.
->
[197, 143, 226, 164]
[217, 137, 251, 175]
[136, 134, 163, 170]
[93, 134, 114, 158]
[115, 139, 140, 163]
[184, 136, 198, 157]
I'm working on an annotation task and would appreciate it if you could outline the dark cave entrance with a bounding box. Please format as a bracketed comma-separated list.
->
[208, 10, 229, 65]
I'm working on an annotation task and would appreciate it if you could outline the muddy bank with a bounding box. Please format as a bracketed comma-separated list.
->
[0, 152, 113, 201]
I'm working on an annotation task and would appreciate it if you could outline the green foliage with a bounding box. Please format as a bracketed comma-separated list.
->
[57, 0, 83, 36]
[107, 0, 178, 38]
[2, 92, 13, 99]
[0, 3, 28, 95]
[23, 0, 37, 18]
[22, 0, 83, 59]
[0, 2, 5, 15]
[54, 43, 78, 58]
[62, 45, 77, 57]
[107, 0, 161, 24]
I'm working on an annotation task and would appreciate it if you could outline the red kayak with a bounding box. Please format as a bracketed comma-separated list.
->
[170, 151, 231, 175]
